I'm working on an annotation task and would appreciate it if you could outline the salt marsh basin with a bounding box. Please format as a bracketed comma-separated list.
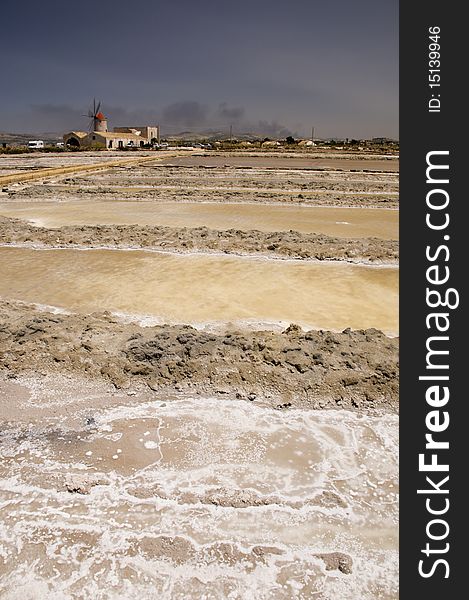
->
[0, 246, 398, 334]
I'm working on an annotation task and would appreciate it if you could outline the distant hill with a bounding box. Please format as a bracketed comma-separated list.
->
[163, 130, 266, 142]
[0, 131, 62, 146]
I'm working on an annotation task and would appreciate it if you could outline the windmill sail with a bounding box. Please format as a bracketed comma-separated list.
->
[82, 99, 106, 132]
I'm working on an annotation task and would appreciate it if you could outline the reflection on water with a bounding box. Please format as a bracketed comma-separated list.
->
[0, 247, 399, 334]
[0, 201, 398, 239]
[0, 394, 398, 599]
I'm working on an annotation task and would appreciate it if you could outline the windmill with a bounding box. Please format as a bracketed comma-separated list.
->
[83, 99, 108, 133]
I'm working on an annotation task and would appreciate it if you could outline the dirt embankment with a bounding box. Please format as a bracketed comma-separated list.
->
[0, 217, 398, 263]
[68, 172, 398, 194]
[0, 300, 398, 412]
[10, 186, 398, 208]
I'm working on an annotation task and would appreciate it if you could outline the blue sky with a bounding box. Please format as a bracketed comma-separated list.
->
[0, 0, 398, 138]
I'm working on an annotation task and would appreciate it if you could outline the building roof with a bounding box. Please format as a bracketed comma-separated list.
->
[115, 125, 158, 130]
[92, 132, 144, 140]
[64, 131, 88, 139]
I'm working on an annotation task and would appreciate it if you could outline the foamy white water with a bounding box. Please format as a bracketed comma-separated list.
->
[0, 395, 398, 599]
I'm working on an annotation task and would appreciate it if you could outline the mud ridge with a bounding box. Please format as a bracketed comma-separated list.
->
[0, 216, 398, 263]
[0, 299, 398, 412]
[7, 184, 399, 207]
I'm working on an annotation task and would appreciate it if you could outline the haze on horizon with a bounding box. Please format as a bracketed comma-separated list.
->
[0, 0, 398, 140]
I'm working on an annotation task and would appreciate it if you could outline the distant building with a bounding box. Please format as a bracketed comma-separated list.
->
[371, 137, 396, 144]
[114, 126, 159, 142]
[63, 130, 149, 149]
[62, 131, 88, 147]
[63, 108, 159, 149]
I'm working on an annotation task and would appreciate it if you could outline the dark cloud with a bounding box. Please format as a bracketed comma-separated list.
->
[101, 105, 160, 126]
[255, 120, 294, 138]
[20, 103, 162, 134]
[162, 102, 208, 128]
[217, 103, 245, 121]
[0, 2, 398, 139]
[27, 104, 84, 132]
[19, 104, 299, 139]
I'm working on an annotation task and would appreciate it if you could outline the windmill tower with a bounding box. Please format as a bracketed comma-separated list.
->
[85, 99, 108, 132]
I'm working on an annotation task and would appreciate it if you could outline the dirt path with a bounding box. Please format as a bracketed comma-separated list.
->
[0, 152, 189, 185]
